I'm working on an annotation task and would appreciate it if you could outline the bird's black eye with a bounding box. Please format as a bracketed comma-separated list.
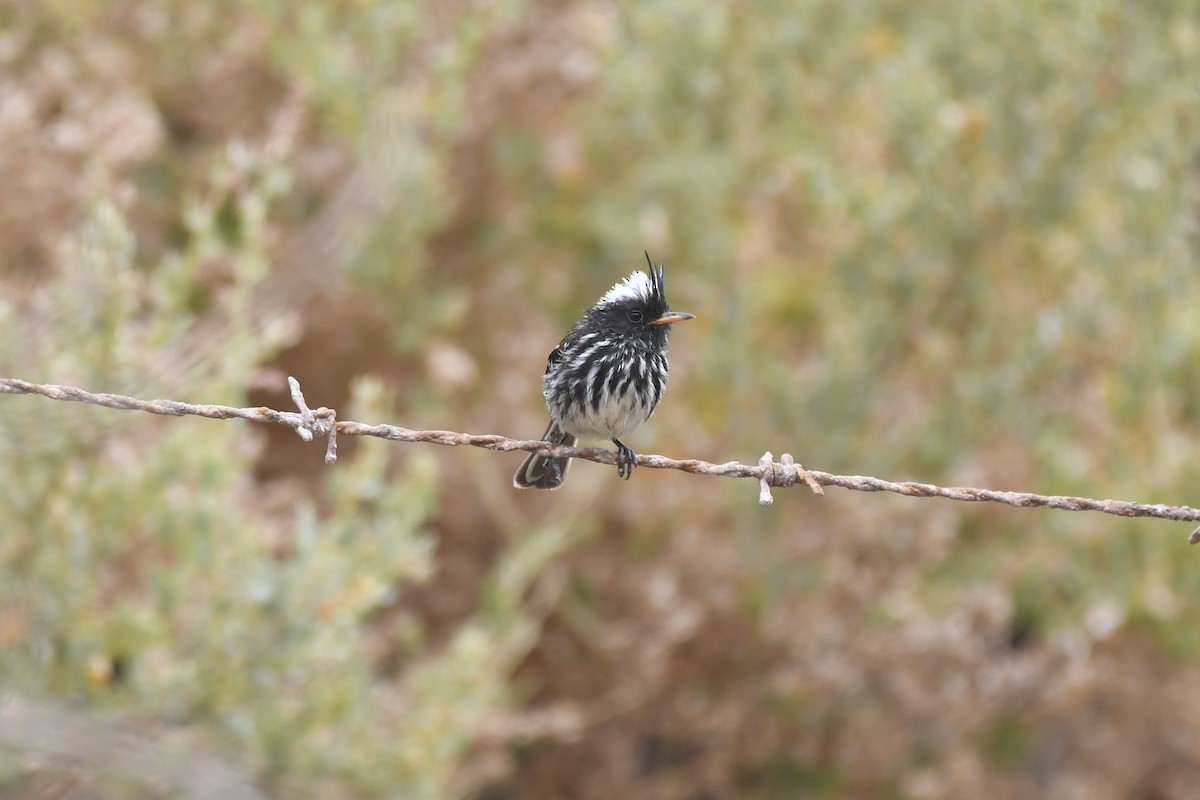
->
[628, 309, 644, 323]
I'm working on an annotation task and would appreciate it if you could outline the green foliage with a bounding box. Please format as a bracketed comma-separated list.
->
[6, 0, 1200, 795]
[495, 0, 1200, 594]
[248, 0, 526, 353]
[479, 1, 1200, 792]
[0, 163, 578, 796]
[548, 0, 1199, 470]
[0, 50, 531, 795]
[976, 715, 1035, 770]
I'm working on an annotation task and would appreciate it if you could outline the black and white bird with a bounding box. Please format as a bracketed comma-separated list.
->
[514, 253, 694, 490]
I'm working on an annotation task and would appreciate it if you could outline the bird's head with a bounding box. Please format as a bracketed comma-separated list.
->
[588, 252, 695, 343]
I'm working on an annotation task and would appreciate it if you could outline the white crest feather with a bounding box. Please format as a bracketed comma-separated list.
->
[596, 270, 655, 308]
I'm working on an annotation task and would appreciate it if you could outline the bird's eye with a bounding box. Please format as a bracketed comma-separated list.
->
[628, 309, 644, 323]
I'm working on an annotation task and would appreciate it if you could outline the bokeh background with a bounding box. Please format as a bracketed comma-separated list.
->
[3, 1, 1200, 798]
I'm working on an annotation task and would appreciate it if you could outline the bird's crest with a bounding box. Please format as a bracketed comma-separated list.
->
[596, 251, 667, 309]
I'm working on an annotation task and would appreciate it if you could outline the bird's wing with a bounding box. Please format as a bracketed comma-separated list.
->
[544, 344, 565, 375]
[544, 322, 590, 375]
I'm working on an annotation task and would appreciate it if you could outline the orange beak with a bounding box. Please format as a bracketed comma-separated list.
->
[649, 311, 695, 326]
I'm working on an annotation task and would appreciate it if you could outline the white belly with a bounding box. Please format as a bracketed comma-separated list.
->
[560, 387, 655, 440]
[542, 341, 667, 441]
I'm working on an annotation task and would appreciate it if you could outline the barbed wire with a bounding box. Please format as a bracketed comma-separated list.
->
[3, 376, 1199, 542]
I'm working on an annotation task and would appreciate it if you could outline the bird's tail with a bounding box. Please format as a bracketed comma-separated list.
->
[513, 421, 576, 490]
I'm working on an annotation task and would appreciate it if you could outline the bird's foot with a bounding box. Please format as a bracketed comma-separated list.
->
[613, 438, 636, 480]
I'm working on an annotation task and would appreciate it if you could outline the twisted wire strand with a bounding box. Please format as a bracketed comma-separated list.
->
[3, 377, 1199, 538]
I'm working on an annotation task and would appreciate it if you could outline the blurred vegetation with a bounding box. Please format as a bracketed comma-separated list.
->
[2, 0, 1200, 797]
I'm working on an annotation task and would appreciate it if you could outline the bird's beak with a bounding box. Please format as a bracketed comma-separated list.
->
[649, 311, 695, 326]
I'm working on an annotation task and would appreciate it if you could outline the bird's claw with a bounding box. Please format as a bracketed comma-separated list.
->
[614, 440, 636, 480]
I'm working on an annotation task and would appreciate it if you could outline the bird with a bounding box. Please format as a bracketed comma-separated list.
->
[514, 252, 694, 490]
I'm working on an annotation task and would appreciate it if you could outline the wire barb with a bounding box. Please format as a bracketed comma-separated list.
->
[2, 376, 1199, 539]
[757, 452, 825, 505]
[288, 376, 316, 441]
[758, 452, 775, 506]
[287, 375, 337, 462]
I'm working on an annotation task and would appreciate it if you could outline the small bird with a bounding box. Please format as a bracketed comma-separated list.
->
[514, 252, 694, 490]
